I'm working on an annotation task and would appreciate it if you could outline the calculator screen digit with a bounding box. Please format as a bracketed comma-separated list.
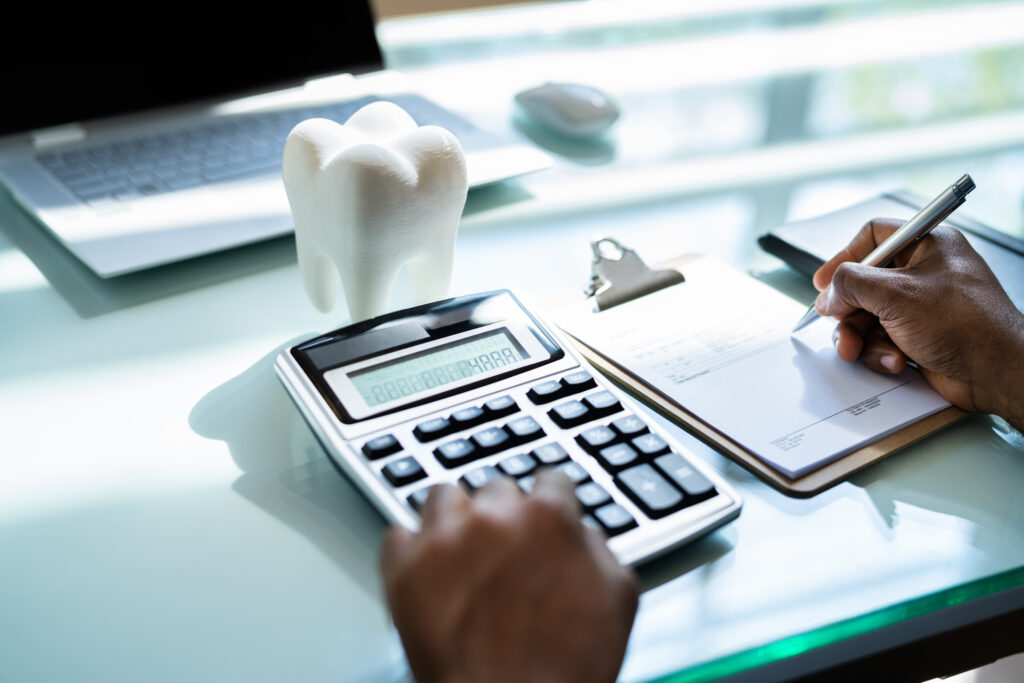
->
[348, 328, 529, 407]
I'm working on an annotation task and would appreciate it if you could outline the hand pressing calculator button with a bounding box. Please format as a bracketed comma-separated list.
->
[276, 289, 741, 567]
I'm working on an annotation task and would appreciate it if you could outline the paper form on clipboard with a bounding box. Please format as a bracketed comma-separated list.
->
[555, 255, 951, 479]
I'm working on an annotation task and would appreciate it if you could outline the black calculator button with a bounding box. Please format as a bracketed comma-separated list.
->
[575, 481, 612, 509]
[434, 438, 478, 468]
[616, 464, 683, 518]
[361, 434, 401, 460]
[472, 426, 511, 453]
[561, 370, 597, 394]
[408, 486, 433, 512]
[461, 465, 503, 492]
[631, 433, 670, 458]
[610, 415, 649, 440]
[531, 442, 570, 465]
[506, 416, 544, 443]
[596, 443, 640, 472]
[655, 453, 716, 500]
[451, 406, 485, 429]
[527, 380, 564, 404]
[548, 400, 592, 429]
[484, 395, 519, 418]
[556, 460, 591, 485]
[383, 456, 427, 486]
[576, 425, 618, 455]
[414, 416, 452, 442]
[583, 390, 623, 416]
[594, 503, 638, 536]
[498, 453, 537, 477]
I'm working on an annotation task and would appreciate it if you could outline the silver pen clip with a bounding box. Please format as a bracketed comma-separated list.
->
[584, 237, 685, 311]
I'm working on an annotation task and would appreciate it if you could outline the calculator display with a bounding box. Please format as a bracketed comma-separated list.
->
[348, 328, 529, 408]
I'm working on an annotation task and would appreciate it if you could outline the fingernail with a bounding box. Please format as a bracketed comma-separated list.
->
[880, 354, 899, 372]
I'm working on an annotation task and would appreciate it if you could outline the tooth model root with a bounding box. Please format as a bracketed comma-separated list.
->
[282, 102, 468, 321]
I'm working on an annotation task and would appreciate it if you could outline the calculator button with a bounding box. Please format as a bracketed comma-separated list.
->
[595, 443, 640, 472]
[575, 481, 612, 509]
[631, 433, 671, 458]
[548, 400, 592, 429]
[583, 390, 623, 416]
[576, 426, 619, 455]
[361, 434, 401, 460]
[610, 415, 649, 440]
[383, 456, 427, 486]
[593, 503, 638, 536]
[461, 465, 504, 492]
[615, 464, 683, 518]
[556, 460, 591, 485]
[655, 453, 716, 500]
[498, 453, 537, 477]
[484, 395, 519, 418]
[414, 416, 452, 442]
[527, 380, 564, 404]
[518, 475, 536, 494]
[531, 442, 570, 465]
[408, 486, 434, 512]
[560, 370, 597, 394]
[472, 426, 511, 453]
[451, 406, 485, 429]
[506, 416, 544, 443]
[434, 438, 479, 468]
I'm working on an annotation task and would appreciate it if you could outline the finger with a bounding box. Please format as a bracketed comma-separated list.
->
[858, 327, 908, 374]
[379, 524, 416, 583]
[532, 468, 581, 519]
[831, 310, 877, 361]
[815, 261, 910, 321]
[419, 482, 471, 532]
[581, 525, 640, 618]
[813, 218, 904, 291]
[472, 476, 522, 512]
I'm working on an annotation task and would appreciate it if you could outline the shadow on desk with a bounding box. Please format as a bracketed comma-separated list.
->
[189, 341, 409, 683]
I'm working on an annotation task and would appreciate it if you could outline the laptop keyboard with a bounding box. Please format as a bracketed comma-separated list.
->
[36, 94, 485, 204]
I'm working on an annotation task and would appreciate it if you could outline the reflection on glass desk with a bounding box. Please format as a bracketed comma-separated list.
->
[1, 2, 1024, 682]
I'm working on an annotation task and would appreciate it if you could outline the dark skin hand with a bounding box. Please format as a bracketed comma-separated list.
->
[381, 471, 639, 683]
[814, 219, 1024, 432]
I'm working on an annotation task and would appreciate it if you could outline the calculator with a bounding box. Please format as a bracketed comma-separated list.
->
[275, 290, 741, 566]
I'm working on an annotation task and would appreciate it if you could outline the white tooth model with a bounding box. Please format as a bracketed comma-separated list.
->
[282, 101, 468, 321]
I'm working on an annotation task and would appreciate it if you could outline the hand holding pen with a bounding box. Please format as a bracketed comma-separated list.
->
[804, 178, 1024, 430]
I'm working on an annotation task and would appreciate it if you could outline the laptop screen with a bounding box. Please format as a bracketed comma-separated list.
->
[1, 4, 384, 137]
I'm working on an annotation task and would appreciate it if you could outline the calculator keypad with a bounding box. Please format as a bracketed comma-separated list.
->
[360, 367, 727, 557]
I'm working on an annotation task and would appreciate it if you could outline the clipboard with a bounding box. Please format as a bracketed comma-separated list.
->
[548, 238, 965, 498]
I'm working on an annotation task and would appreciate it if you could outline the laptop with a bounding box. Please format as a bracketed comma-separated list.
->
[0, 4, 551, 278]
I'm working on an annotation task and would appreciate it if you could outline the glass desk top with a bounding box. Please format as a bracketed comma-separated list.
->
[1, 2, 1023, 682]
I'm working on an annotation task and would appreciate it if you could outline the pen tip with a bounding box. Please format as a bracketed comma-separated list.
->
[792, 304, 821, 334]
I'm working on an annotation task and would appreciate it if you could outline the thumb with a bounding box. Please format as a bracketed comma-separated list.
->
[816, 262, 907, 321]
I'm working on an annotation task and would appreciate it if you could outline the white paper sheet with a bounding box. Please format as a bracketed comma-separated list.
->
[557, 257, 951, 478]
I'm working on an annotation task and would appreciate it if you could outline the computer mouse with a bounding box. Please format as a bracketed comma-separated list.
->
[514, 82, 620, 139]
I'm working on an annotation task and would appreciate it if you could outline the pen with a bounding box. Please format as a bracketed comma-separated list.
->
[792, 173, 976, 333]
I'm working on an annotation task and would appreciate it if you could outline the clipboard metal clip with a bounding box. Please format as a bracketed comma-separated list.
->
[583, 237, 685, 311]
